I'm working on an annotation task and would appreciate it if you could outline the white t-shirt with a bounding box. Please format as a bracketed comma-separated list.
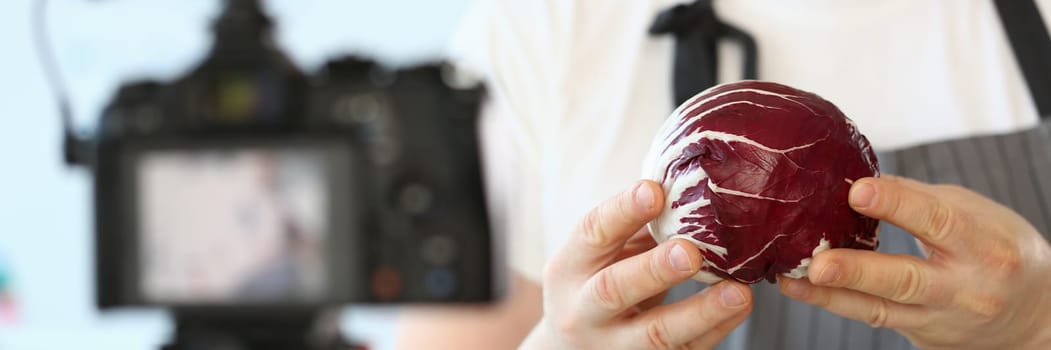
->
[451, 0, 1050, 283]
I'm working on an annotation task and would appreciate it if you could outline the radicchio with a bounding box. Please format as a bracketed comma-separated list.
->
[643, 81, 880, 284]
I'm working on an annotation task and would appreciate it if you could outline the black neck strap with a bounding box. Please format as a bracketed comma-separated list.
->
[650, 0, 757, 106]
[995, 0, 1051, 119]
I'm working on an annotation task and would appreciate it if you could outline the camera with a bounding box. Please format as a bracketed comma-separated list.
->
[61, 0, 496, 348]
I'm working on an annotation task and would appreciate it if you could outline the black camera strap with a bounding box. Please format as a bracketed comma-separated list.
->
[994, 0, 1051, 120]
[649, 0, 757, 106]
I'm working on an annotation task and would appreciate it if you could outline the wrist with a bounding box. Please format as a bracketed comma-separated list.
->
[518, 320, 554, 350]
[1021, 312, 1051, 349]
[1021, 274, 1051, 349]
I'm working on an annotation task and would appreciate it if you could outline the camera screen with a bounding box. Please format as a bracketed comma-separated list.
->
[135, 148, 332, 304]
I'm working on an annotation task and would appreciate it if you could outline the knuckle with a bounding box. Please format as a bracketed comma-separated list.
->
[975, 298, 1007, 321]
[866, 298, 891, 328]
[648, 248, 673, 285]
[967, 294, 1007, 321]
[882, 190, 907, 219]
[840, 261, 864, 289]
[891, 260, 926, 303]
[579, 209, 612, 249]
[589, 271, 625, 312]
[926, 202, 965, 243]
[616, 190, 642, 220]
[983, 239, 1023, 278]
[644, 316, 675, 350]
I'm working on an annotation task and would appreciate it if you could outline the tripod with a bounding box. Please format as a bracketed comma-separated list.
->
[161, 308, 366, 350]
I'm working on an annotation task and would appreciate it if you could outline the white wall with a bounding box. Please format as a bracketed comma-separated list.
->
[0, 1, 473, 349]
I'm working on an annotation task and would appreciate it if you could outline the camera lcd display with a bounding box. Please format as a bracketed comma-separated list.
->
[135, 148, 331, 304]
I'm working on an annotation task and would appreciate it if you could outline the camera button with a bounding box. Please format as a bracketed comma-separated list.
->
[398, 183, 434, 215]
[421, 235, 457, 266]
[424, 268, 457, 299]
[370, 266, 402, 302]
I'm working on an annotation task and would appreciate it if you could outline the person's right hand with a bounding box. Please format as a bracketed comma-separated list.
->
[519, 180, 753, 349]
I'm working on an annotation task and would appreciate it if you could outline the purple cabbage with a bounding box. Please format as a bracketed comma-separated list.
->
[643, 81, 880, 284]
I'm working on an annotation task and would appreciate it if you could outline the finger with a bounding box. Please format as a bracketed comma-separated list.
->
[578, 239, 703, 322]
[614, 228, 659, 261]
[878, 174, 929, 190]
[779, 276, 930, 330]
[849, 177, 975, 254]
[684, 307, 751, 350]
[637, 293, 666, 313]
[556, 180, 664, 276]
[622, 281, 752, 349]
[807, 249, 951, 305]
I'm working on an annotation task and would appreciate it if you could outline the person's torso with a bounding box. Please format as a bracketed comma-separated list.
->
[489, 1, 1047, 349]
[536, 0, 1042, 265]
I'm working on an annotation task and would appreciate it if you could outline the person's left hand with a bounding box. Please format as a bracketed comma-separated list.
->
[778, 175, 1051, 350]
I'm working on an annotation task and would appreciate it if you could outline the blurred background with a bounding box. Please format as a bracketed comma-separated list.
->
[0, 0, 472, 349]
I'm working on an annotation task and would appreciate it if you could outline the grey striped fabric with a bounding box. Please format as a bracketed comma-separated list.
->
[666, 120, 1051, 350]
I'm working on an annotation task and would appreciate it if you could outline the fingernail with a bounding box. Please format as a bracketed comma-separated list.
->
[669, 244, 692, 272]
[849, 182, 876, 209]
[782, 278, 809, 298]
[814, 263, 840, 285]
[634, 182, 655, 211]
[720, 283, 746, 307]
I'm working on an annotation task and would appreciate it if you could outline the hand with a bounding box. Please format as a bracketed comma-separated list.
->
[779, 175, 1051, 350]
[520, 180, 753, 349]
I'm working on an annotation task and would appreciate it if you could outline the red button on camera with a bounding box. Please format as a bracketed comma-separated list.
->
[370, 266, 402, 302]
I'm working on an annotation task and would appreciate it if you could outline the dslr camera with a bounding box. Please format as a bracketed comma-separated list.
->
[63, 0, 496, 348]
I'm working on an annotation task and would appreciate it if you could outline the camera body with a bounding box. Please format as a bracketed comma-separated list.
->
[90, 1, 494, 311]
